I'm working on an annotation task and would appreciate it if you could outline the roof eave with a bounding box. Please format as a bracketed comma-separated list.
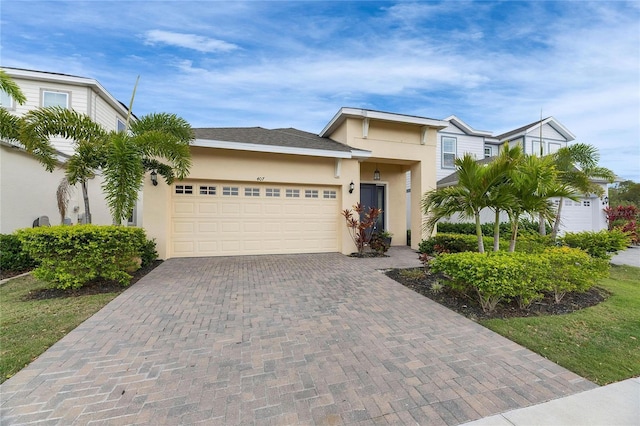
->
[192, 138, 368, 159]
[320, 107, 449, 137]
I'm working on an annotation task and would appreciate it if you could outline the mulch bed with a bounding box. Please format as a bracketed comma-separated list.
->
[20, 260, 163, 301]
[385, 267, 610, 320]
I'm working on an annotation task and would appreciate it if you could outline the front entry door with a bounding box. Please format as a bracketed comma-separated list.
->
[360, 184, 385, 232]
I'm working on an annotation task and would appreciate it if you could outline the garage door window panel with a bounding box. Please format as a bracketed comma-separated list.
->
[175, 185, 193, 194]
[245, 187, 260, 197]
[223, 186, 239, 196]
[200, 186, 216, 195]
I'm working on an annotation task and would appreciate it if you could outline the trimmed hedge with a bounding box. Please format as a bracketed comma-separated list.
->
[560, 229, 630, 260]
[436, 220, 549, 236]
[0, 234, 37, 272]
[418, 233, 553, 255]
[16, 225, 156, 289]
[430, 247, 610, 313]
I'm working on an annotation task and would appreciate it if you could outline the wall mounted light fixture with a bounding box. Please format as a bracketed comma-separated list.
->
[150, 170, 158, 186]
[349, 181, 355, 193]
[602, 196, 609, 205]
[373, 166, 381, 181]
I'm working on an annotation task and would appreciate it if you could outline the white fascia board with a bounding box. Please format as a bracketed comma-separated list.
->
[350, 149, 372, 160]
[193, 138, 355, 159]
[546, 117, 576, 141]
[3, 68, 130, 118]
[320, 107, 449, 137]
[443, 115, 493, 137]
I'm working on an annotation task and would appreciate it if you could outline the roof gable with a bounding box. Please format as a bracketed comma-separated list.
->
[496, 117, 575, 142]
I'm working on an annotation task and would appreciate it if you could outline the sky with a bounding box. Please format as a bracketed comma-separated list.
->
[2, 0, 639, 181]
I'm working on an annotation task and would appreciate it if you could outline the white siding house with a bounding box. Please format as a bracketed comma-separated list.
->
[408, 115, 609, 235]
[0, 67, 134, 234]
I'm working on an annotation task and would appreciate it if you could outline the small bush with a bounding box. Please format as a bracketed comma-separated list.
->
[418, 233, 482, 254]
[430, 251, 546, 313]
[16, 225, 151, 289]
[560, 229, 630, 259]
[436, 220, 550, 236]
[429, 248, 609, 313]
[0, 234, 37, 272]
[542, 247, 610, 303]
[139, 238, 158, 267]
[515, 234, 555, 253]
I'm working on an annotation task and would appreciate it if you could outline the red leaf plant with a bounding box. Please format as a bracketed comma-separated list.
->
[341, 203, 382, 255]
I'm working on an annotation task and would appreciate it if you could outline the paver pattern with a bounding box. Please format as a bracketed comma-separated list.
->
[1, 247, 596, 425]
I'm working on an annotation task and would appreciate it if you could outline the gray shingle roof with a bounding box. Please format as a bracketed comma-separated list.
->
[193, 127, 353, 152]
[495, 117, 551, 140]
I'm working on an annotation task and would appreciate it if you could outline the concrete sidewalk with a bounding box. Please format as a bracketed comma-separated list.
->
[610, 246, 640, 268]
[461, 377, 639, 426]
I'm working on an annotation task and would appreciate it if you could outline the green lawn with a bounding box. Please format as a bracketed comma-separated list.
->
[0, 275, 123, 383]
[481, 264, 640, 385]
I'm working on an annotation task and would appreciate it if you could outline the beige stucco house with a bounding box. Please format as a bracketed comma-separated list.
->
[0, 67, 132, 233]
[143, 108, 448, 259]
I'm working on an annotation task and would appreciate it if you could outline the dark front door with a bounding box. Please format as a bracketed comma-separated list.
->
[360, 184, 385, 232]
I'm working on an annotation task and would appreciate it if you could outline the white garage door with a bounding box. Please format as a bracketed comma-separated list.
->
[170, 181, 340, 257]
[559, 198, 596, 233]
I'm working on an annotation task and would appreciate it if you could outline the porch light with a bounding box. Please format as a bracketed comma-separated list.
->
[150, 170, 158, 186]
[349, 181, 355, 194]
[373, 167, 381, 181]
[602, 196, 609, 205]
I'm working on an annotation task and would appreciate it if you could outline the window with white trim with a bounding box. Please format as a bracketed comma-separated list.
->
[42, 90, 69, 108]
[266, 188, 280, 197]
[0, 91, 14, 110]
[548, 143, 562, 154]
[532, 139, 545, 156]
[323, 190, 337, 199]
[484, 146, 493, 158]
[245, 187, 260, 197]
[441, 136, 456, 168]
[223, 186, 239, 196]
[305, 189, 319, 198]
[199, 185, 216, 195]
[175, 185, 193, 194]
[286, 189, 300, 198]
[117, 118, 127, 133]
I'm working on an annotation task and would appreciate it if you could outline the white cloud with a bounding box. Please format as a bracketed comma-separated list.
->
[143, 30, 238, 53]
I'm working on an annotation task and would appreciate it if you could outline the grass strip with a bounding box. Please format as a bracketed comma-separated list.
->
[481, 264, 640, 385]
[0, 275, 122, 383]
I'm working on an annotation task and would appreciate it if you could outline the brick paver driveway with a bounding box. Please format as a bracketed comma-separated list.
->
[1, 247, 596, 425]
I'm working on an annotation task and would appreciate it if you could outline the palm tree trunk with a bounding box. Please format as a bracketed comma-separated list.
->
[539, 212, 546, 235]
[509, 219, 519, 252]
[81, 180, 92, 224]
[551, 197, 564, 239]
[475, 212, 485, 253]
[493, 209, 501, 251]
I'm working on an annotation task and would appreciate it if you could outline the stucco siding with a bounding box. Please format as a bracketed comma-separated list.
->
[0, 146, 113, 233]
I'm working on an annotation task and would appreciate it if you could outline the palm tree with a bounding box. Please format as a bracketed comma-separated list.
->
[20, 107, 109, 223]
[484, 145, 522, 251]
[104, 112, 193, 222]
[422, 153, 506, 253]
[0, 70, 27, 143]
[19, 107, 193, 224]
[550, 143, 615, 238]
[506, 154, 575, 251]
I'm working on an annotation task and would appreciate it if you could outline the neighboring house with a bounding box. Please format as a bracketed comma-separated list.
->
[143, 108, 448, 259]
[432, 116, 609, 234]
[0, 67, 133, 234]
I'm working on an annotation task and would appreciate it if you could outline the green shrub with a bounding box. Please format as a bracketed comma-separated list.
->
[436, 220, 550, 236]
[0, 234, 37, 272]
[139, 238, 158, 267]
[16, 225, 151, 289]
[541, 247, 610, 303]
[430, 251, 547, 312]
[560, 229, 630, 259]
[515, 234, 555, 253]
[418, 233, 483, 254]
